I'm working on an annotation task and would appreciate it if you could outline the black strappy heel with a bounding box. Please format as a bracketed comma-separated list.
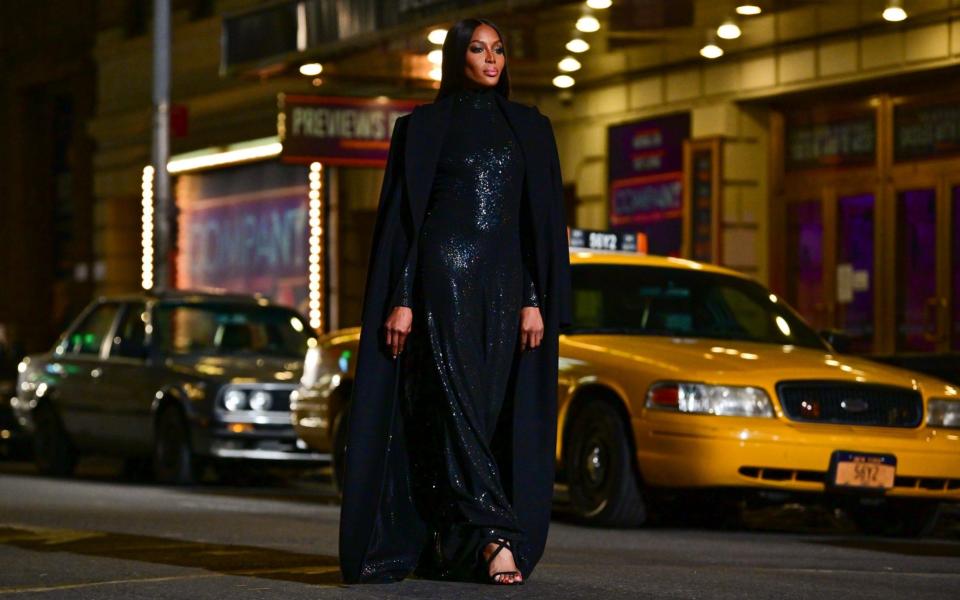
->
[483, 538, 523, 585]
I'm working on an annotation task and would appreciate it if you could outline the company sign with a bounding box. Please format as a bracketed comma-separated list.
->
[607, 113, 690, 256]
[175, 162, 311, 313]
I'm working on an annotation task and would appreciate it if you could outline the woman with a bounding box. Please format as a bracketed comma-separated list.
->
[338, 17, 572, 586]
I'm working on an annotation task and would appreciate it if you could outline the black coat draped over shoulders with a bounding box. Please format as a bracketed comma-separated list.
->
[338, 90, 573, 584]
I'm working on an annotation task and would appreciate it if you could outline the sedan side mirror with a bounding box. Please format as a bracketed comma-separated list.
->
[820, 329, 852, 354]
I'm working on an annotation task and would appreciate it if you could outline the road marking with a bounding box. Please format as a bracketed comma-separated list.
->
[537, 562, 960, 578]
[0, 523, 343, 593]
[0, 573, 224, 595]
[0, 524, 105, 546]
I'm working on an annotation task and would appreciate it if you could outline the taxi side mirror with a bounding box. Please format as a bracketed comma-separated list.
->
[820, 329, 852, 354]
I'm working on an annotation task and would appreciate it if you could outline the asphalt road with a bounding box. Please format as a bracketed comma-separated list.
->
[1, 459, 958, 599]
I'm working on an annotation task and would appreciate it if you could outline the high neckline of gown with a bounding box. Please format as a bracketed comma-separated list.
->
[451, 86, 498, 111]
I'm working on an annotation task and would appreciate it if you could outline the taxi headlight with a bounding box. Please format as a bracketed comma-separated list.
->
[223, 389, 247, 411]
[926, 399, 960, 429]
[646, 382, 774, 417]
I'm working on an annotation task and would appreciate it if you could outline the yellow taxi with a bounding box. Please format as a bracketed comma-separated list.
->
[292, 228, 960, 536]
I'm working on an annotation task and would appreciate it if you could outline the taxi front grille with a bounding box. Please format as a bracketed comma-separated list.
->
[775, 381, 922, 428]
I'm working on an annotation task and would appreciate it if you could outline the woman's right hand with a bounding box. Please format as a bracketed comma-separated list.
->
[384, 306, 413, 358]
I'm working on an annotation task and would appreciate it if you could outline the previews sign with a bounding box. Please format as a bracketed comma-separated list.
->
[279, 94, 423, 166]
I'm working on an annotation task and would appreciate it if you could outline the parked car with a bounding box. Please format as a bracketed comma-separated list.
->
[293, 229, 960, 535]
[14, 291, 328, 484]
[1, 377, 31, 459]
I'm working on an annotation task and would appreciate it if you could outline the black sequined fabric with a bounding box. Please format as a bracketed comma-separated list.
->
[393, 86, 539, 582]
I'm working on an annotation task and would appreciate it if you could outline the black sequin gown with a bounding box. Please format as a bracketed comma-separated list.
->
[390, 86, 540, 581]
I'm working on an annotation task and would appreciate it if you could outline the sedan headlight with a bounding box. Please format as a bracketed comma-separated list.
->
[223, 389, 247, 411]
[301, 347, 321, 388]
[249, 390, 273, 411]
[926, 398, 960, 428]
[646, 382, 774, 417]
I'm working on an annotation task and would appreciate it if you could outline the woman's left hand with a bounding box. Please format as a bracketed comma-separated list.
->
[519, 306, 544, 351]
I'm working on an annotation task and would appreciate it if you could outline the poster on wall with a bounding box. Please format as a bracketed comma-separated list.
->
[175, 161, 311, 316]
[608, 112, 690, 256]
[784, 107, 875, 170]
[894, 100, 960, 161]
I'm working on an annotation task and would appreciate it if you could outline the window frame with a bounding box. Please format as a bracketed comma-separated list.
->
[105, 302, 151, 363]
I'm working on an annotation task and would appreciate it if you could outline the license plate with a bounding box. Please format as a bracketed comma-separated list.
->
[829, 451, 896, 489]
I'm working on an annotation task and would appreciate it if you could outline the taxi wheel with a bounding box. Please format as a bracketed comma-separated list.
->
[846, 498, 942, 537]
[32, 404, 77, 477]
[565, 400, 646, 526]
[153, 406, 199, 485]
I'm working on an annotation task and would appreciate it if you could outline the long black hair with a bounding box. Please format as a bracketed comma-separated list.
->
[435, 18, 511, 101]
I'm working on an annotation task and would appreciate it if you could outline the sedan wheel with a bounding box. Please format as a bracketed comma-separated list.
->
[565, 400, 647, 526]
[153, 406, 199, 485]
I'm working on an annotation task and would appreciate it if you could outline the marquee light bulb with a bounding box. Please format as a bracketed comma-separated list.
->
[566, 37, 590, 53]
[586, 0, 612, 8]
[558, 56, 582, 72]
[428, 28, 447, 45]
[427, 49, 443, 65]
[736, 4, 761, 15]
[882, 1, 907, 22]
[700, 43, 724, 59]
[553, 74, 575, 88]
[576, 15, 600, 33]
[717, 20, 741, 40]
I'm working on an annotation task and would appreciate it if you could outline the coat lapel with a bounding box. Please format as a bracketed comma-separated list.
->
[495, 93, 550, 302]
[404, 95, 452, 233]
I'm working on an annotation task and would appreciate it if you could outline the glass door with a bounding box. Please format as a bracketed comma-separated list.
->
[895, 188, 939, 351]
[785, 201, 825, 330]
[835, 193, 876, 353]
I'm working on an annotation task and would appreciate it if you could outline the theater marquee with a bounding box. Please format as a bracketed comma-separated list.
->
[278, 94, 423, 167]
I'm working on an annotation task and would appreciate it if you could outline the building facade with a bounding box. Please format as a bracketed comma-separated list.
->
[85, 0, 960, 359]
[0, 0, 98, 354]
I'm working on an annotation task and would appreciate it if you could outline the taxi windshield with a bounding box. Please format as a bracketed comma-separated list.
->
[568, 264, 827, 350]
[154, 302, 312, 358]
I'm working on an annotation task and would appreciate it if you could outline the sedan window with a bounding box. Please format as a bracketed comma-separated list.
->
[109, 303, 148, 359]
[153, 303, 311, 358]
[66, 303, 121, 356]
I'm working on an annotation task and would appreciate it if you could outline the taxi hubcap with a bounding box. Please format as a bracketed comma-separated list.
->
[584, 442, 606, 485]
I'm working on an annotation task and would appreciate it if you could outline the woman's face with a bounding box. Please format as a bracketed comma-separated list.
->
[463, 24, 504, 88]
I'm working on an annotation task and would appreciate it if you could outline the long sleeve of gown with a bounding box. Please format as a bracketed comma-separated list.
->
[390, 240, 418, 308]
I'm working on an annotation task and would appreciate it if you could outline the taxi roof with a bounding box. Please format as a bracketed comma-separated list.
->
[567, 249, 751, 280]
